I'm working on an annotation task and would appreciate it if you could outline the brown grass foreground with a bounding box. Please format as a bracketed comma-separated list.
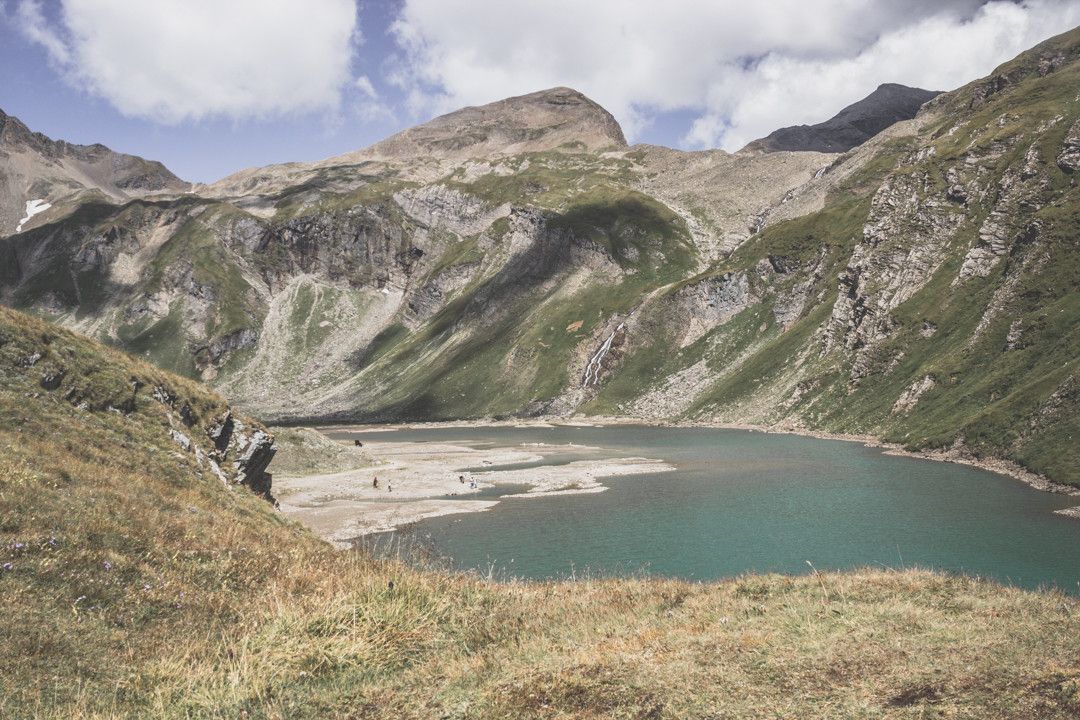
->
[1, 304, 1079, 719]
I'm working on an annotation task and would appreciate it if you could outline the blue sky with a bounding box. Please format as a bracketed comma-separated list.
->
[0, 1, 408, 181]
[2, 1, 1078, 183]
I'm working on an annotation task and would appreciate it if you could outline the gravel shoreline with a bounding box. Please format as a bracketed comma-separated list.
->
[274, 417, 1080, 544]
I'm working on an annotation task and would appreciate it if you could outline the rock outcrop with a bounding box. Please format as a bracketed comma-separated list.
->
[1059, 118, 1080, 172]
[207, 411, 276, 500]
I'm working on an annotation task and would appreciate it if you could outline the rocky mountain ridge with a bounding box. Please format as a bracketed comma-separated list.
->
[744, 83, 941, 153]
[0, 108, 188, 236]
[347, 86, 627, 162]
[1, 28, 1078, 487]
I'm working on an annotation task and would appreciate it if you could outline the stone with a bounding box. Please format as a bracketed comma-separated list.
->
[39, 367, 65, 390]
[1057, 119, 1080, 173]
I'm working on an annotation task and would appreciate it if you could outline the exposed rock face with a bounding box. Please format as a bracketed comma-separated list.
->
[825, 170, 965, 383]
[230, 423, 276, 501]
[201, 410, 276, 501]
[744, 84, 941, 153]
[676, 272, 755, 347]
[394, 184, 511, 237]
[1059, 118, 1080, 172]
[195, 328, 259, 379]
[892, 375, 936, 414]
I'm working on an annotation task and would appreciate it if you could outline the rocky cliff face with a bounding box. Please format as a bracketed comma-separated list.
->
[1, 28, 1079, 486]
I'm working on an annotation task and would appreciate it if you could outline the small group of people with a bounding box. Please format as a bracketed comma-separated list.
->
[458, 474, 477, 489]
[373, 476, 391, 492]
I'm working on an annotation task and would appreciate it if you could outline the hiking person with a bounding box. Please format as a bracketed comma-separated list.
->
[373, 476, 379, 489]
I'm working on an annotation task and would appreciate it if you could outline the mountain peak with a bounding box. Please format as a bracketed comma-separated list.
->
[345, 86, 627, 163]
[0, 107, 188, 236]
[743, 83, 941, 154]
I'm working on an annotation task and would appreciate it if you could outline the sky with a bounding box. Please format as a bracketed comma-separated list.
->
[1, 1, 1078, 183]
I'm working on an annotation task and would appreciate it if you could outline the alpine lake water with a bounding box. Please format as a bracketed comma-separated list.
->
[324, 424, 1080, 593]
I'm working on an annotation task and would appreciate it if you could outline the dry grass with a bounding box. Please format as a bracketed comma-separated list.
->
[2, 305, 1080, 719]
[268, 426, 373, 478]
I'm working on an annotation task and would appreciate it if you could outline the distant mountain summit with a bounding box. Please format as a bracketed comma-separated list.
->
[0, 108, 187, 236]
[743, 83, 942, 153]
[341, 86, 628, 163]
[209, 86, 630, 197]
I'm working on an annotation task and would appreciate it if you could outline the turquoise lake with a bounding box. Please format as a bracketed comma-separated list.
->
[326, 425, 1080, 592]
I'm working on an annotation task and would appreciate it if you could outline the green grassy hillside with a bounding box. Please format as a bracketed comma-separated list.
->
[2, 307, 1080, 718]
[586, 29, 1080, 485]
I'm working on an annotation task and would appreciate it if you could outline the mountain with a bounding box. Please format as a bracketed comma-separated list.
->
[0, 108, 188, 236]
[207, 87, 629, 198]
[351, 85, 628, 161]
[743, 83, 942, 153]
[5, 304, 1078, 718]
[1, 28, 1079, 489]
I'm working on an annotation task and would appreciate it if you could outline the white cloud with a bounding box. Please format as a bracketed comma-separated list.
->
[390, 0, 1080, 150]
[13, 0, 70, 65]
[354, 74, 378, 99]
[14, 0, 360, 123]
[689, 1, 1080, 150]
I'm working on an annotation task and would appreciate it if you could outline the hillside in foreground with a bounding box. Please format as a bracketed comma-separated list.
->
[2, 305, 1080, 718]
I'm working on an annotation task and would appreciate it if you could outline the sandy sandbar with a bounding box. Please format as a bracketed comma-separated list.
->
[275, 437, 673, 545]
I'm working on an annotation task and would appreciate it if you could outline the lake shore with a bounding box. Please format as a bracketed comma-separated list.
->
[273, 416, 1080, 544]
[273, 434, 674, 545]
[329, 413, 1080, 501]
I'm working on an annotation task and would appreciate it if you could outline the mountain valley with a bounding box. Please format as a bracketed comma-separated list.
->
[1, 29, 1078, 490]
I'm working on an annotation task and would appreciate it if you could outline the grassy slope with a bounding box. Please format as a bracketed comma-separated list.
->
[586, 31, 1080, 485]
[335, 182, 697, 421]
[3, 307, 1080, 718]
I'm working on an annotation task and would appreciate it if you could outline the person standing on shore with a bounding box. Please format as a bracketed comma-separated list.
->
[373, 476, 379, 489]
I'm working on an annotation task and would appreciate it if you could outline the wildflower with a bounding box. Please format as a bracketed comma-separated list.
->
[102, 561, 112, 571]
[2, 563, 12, 571]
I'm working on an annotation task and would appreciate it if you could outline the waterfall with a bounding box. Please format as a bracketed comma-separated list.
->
[582, 323, 624, 387]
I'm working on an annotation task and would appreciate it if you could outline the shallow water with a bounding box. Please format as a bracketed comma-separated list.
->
[326, 425, 1080, 592]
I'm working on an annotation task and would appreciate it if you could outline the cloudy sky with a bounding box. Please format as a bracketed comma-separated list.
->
[2, 0, 1078, 182]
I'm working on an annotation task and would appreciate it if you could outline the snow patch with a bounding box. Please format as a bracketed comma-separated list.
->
[16, 199, 51, 233]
